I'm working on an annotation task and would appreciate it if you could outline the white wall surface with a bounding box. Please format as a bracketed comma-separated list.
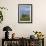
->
[0, 0, 46, 46]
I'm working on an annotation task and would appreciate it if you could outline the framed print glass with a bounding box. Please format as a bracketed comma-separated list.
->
[18, 4, 32, 23]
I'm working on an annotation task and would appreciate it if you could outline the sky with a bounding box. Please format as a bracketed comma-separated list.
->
[19, 5, 31, 15]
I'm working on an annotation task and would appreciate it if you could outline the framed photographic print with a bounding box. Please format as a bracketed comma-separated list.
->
[18, 4, 32, 23]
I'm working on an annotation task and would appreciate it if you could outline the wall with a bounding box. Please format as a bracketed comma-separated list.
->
[0, 0, 46, 46]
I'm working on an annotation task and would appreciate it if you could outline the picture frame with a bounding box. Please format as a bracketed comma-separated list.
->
[18, 4, 32, 23]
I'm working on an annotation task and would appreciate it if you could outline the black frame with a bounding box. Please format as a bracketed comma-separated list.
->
[18, 4, 32, 23]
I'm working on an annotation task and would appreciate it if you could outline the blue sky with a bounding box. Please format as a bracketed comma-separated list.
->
[19, 5, 30, 15]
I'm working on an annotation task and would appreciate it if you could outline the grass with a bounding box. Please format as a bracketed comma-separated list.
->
[20, 14, 30, 21]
